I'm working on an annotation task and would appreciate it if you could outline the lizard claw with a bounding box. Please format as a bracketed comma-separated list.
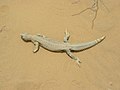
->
[76, 58, 81, 67]
[33, 49, 38, 53]
[65, 29, 70, 37]
[64, 28, 70, 43]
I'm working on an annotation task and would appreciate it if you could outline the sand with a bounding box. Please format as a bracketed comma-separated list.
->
[0, 0, 120, 90]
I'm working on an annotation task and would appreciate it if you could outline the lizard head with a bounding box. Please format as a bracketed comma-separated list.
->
[20, 33, 32, 42]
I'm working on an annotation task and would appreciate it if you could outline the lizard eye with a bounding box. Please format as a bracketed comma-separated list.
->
[21, 33, 27, 39]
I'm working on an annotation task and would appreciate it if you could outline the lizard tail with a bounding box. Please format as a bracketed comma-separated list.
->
[70, 36, 106, 51]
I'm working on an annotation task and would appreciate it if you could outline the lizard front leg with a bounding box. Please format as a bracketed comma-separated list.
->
[64, 29, 70, 43]
[65, 49, 81, 66]
[32, 41, 40, 53]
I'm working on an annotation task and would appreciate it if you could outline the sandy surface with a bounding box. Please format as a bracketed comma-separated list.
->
[0, 0, 120, 90]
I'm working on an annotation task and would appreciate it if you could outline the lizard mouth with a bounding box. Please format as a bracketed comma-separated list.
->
[21, 35, 26, 42]
[20, 34, 30, 42]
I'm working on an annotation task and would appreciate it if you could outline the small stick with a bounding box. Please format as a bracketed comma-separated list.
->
[72, 0, 109, 29]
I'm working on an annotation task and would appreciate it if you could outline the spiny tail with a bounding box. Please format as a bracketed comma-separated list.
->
[70, 36, 106, 51]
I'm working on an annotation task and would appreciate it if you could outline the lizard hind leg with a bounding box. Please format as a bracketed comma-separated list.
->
[65, 49, 81, 66]
[64, 29, 70, 43]
[32, 41, 40, 53]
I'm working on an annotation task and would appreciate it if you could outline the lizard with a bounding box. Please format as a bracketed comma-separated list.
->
[20, 30, 105, 66]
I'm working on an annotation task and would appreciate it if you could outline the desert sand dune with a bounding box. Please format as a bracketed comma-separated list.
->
[0, 0, 120, 90]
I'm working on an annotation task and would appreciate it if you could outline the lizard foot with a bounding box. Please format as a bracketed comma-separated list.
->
[64, 29, 70, 43]
[32, 41, 40, 53]
[65, 29, 70, 38]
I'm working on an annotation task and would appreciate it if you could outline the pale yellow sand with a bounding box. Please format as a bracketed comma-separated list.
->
[0, 0, 120, 90]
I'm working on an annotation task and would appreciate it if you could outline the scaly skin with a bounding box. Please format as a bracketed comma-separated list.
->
[20, 30, 105, 66]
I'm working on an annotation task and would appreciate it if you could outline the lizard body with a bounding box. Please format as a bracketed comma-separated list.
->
[21, 31, 105, 65]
